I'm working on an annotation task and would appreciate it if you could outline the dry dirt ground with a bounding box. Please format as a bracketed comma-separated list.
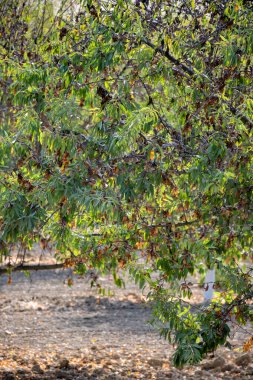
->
[0, 251, 253, 380]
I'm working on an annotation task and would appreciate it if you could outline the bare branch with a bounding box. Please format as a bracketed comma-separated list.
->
[0, 263, 65, 275]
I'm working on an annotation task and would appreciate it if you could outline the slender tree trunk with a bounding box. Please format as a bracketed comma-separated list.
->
[204, 269, 215, 301]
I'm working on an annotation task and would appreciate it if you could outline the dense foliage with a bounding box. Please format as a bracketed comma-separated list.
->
[0, 0, 252, 366]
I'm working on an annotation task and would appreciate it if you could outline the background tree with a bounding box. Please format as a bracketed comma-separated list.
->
[0, 0, 252, 366]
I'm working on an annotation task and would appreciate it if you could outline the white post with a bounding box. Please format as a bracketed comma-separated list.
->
[204, 269, 215, 302]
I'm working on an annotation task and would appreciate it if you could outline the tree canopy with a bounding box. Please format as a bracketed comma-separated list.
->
[0, 0, 252, 366]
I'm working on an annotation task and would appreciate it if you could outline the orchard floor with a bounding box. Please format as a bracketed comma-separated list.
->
[0, 255, 253, 379]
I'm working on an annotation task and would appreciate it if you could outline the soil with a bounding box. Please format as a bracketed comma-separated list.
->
[0, 251, 253, 379]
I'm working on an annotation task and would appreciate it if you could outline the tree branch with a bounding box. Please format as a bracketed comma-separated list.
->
[229, 105, 253, 132]
[141, 37, 195, 76]
[0, 263, 65, 275]
[141, 38, 253, 131]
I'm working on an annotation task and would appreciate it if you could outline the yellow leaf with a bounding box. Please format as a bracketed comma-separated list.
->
[243, 336, 253, 352]
[150, 150, 155, 161]
[235, 4, 239, 12]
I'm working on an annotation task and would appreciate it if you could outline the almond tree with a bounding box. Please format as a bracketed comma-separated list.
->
[0, 0, 252, 365]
